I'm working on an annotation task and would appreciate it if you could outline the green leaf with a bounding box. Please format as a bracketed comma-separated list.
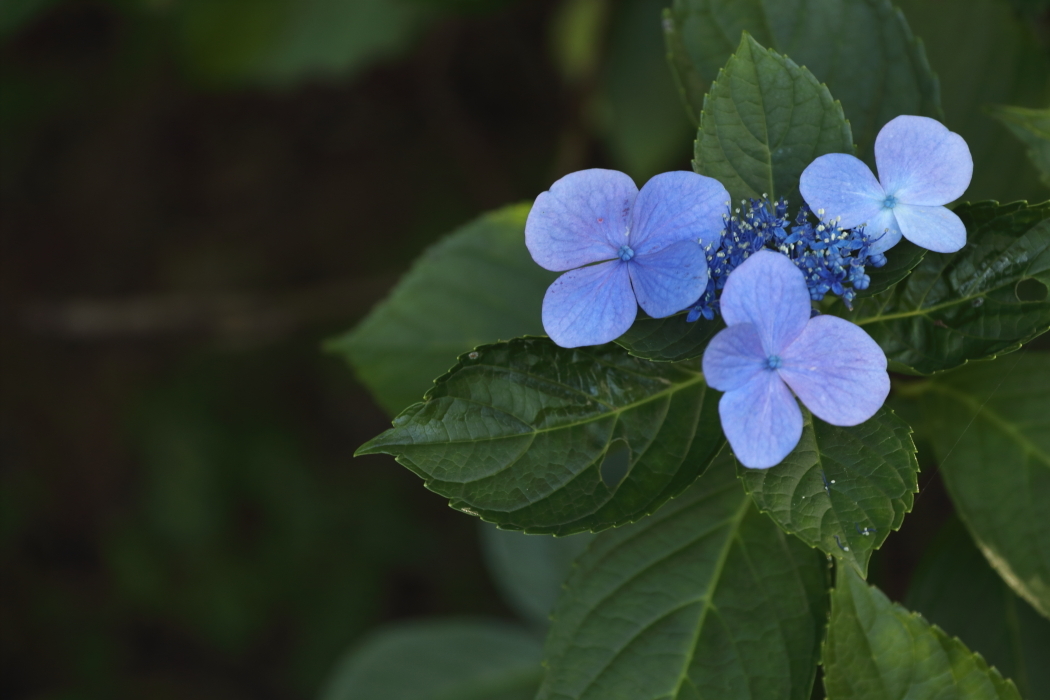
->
[919, 351, 1050, 620]
[694, 33, 854, 207]
[824, 566, 1022, 700]
[846, 201, 1050, 375]
[991, 105, 1050, 189]
[664, 0, 940, 162]
[895, 0, 1050, 202]
[318, 619, 542, 700]
[615, 314, 724, 362]
[327, 205, 556, 415]
[858, 240, 926, 298]
[537, 456, 829, 700]
[738, 407, 918, 577]
[906, 517, 1050, 700]
[0, 0, 59, 37]
[357, 338, 725, 535]
[480, 525, 594, 629]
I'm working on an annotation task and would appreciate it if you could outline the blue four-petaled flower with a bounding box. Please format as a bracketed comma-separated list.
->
[526, 169, 729, 347]
[702, 250, 890, 469]
[800, 115, 973, 255]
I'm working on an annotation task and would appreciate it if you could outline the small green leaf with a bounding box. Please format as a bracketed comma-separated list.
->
[825, 566, 1022, 699]
[664, 0, 940, 162]
[327, 204, 556, 415]
[694, 34, 854, 206]
[480, 525, 594, 629]
[847, 201, 1050, 375]
[906, 517, 1050, 700]
[616, 314, 724, 362]
[537, 456, 829, 700]
[919, 352, 1050, 620]
[991, 105, 1050, 189]
[357, 338, 724, 535]
[318, 619, 542, 700]
[858, 240, 926, 298]
[739, 408, 918, 577]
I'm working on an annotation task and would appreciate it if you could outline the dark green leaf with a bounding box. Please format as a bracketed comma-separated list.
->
[615, 313, 724, 362]
[664, 0, 940, 162]
[319, 619, 542, 700]
[906, 517, 1050, 700]
[991, 105, 1050, 189]
[738, 407, 918, 577]
[480, 525, 593, 629]
[694, 34, 854, 206]
[825, 566, 1022, 700]
[919, 351, 1050, 620]
[895, 0, 1050, 202]
[846, 201, 1050, 375]
[858, 240, 926, 298]
[357, 338, 724, 535]
[327, 205, 556, 415]
[537, 456, 829, 700]
[0, 0, 59, 37]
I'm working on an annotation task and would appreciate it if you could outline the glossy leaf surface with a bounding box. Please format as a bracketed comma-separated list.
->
[616, 313, 724, 362]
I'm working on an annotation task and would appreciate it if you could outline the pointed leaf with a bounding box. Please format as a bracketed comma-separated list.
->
[846, 201, 1050, 375]
[919, 351, 1050, 620]
[991, 105, 1050, 189]
[357, 338, 725, 535]
[824, 566, 1022, 700]
[537, 457, 829, 700]
[738, 407, 918, 577]
[694, 34, 854, 207]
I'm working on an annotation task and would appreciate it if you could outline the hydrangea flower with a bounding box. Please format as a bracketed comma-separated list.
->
[800, 115, 973, 255]
[702, 250, 890, 469]
[526, 169, 729, 347]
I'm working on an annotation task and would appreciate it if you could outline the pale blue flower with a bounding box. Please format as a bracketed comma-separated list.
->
[526, 169, 729, 347]
[702, 250, 890, 469]
[800, 115, 973, 255]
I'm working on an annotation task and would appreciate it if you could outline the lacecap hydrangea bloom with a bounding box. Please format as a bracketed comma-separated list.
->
[800, 115, 973, 255]
[702, 250, 890, 469]
[525, 169, 729, 347]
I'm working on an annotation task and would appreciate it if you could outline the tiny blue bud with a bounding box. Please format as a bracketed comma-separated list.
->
[766, 355, 783, 370]
[882, 194, 898, 209]
[618, 244, 635, 262]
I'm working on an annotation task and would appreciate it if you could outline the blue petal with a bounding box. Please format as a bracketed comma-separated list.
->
[525, 169, 637, 271]
[702, 323, 766, 392]
[779, 315, 889, 426]
[875, 115, 972, 206]
[893, 203, 967, 253]
[719, 371, 803, 470]
[629, 239, 709, 318]
[541, 261, 636, 347]
[799, 153, 885, 230]
[720, 250, 811, 356]
[629, 171, 730, 253]
[864, 208, 903, 255]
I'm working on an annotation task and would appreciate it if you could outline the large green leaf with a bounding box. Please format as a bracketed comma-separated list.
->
[895, 0, 1050, 202]
[738, 408, 918, 577]
[846, 201, 1050, 375]
[919, 352, 1050, 620]
[615, 314, 724, 362]
[991, 105, 1050, 189]
[824, 566, 1022, 700]
[357, 338, 725, 535]
[694, 34, 854, 207]
[664, 0, 940, 163]
[536, 456, 829, 700]
[906, 517, 1050, 700]
[318, 619, 542, 700]
[327, 205, 555, 415]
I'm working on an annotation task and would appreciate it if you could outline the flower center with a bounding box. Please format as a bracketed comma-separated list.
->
[766, 355, 783, 370]
[882, 194, 898, 209]
[618, 244, 635, 262]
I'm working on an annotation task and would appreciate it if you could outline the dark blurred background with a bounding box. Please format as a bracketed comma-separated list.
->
[1, 0, 1036, 697]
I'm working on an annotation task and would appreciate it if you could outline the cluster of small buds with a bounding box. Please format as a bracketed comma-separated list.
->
[686, 196, 887, 322]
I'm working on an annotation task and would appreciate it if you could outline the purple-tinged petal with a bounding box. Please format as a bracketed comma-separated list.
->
[702, 323, 767, 392]
[799, 153, 885, 230]
[893, 203, 967, 253]
[720, 250, 811, 356]
[864, 207, 903, 255]
[719, 371, 803, 469]
[525, 169, 638, 271]
[541, 261, 636, 348]
[629, 239, 709, 318]
[875, 115, 972, 206]
[778, 315, 889, 426]
[629, 171, 730, 253]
